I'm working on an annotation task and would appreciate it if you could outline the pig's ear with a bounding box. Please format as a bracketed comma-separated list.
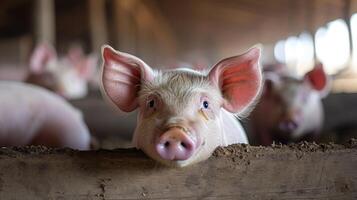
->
[304, 63, 330, 96]
[101, 45, 154, 112]
[208, 46, 262, 114]
[29, 43, 57, 74]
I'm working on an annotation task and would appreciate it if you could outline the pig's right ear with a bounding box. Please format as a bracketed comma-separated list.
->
[304, 63, 331, 97]
[208, 46, 262, 114]
[101, 45, 154, 112]
[29, 43, 57, 74]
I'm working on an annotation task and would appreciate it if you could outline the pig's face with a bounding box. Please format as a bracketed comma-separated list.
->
[263, 64, 329, 137]
[271, 77, 313, 133]
[46, 59, 88, 99]
[133, 70, 225, 167]
[101, 45, 262, 167]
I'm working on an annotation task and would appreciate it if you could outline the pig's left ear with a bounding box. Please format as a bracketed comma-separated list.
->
[208, 46, 262, 114]
[101, 45, 154, 112]
[304, 63, 330, 96]
[29, 43, 57, 74]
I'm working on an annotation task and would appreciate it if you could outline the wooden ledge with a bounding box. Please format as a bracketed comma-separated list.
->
[0, 140, 356, 200]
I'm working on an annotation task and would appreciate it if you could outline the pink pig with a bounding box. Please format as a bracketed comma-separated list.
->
[101, 45, 262, 167]
[0, 81, 91, 150]
[26, 43, 98, 99]
[250, 64, 330, 145]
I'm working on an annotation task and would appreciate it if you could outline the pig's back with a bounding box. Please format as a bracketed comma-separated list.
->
[220, 109, 249, 146]
[0, 81, 89, 148]
[0, 81, 48, 145]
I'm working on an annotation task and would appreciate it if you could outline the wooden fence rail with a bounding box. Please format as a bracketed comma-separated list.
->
[0, 141, 356, 200]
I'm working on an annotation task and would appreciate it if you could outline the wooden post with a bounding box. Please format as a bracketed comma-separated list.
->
[343, 0, 353, 65]
[134, 2, 154, 62]
[34, 0, 55, 45]
[113, 0, 137, 54]
[130, 0, 177, 67]
[88, 0, 108, 53]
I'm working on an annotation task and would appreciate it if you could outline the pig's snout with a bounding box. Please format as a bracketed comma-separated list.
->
[156, 128, 196, 161]
[279, 110, 302, 132]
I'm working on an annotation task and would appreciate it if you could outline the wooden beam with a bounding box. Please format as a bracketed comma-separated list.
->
[352, 0, 357, 13]
[34, 0, 55, 45]
[0, 142, 356, 199]
[133, 1, 153, 60]
[128, 0, 177, 66]
[113, 0, 137, 54]
[88, 0, 108, 53]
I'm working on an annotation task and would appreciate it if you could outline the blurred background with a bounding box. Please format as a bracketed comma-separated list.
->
[1, 0, 357, 148]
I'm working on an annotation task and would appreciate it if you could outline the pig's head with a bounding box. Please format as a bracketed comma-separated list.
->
[27, 43, 97, 99]
[101, 45, 262, 167]
[263, 64, 329, 138]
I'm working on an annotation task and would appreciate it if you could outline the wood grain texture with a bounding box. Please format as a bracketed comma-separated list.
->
[0, 142, 356, 200]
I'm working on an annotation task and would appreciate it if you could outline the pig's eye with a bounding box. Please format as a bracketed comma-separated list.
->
[148, 100, 155, 108]
[203, 101, 209, 109]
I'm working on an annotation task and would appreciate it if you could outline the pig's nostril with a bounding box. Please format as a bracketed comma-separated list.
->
[164, 141, 170, 148]
[180, 142, 187, 148]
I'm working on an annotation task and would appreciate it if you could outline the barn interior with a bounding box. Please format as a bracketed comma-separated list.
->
[1, 0, 357, 146]
[0, 0, 357, 199]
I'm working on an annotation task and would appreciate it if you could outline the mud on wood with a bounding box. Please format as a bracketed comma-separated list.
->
[0, 139, 356, 200]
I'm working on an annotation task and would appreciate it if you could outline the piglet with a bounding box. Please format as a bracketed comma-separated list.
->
[101, 45, 262, 167]
[249, 64, 330, 145]
[26, 43, 98, 99]
[0, 81, 91, 150]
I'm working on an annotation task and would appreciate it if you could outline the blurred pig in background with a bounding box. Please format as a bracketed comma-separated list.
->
[0, 81, 92, 150]
[25, 43, 98, 99]
[249, 64, 330, 146]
